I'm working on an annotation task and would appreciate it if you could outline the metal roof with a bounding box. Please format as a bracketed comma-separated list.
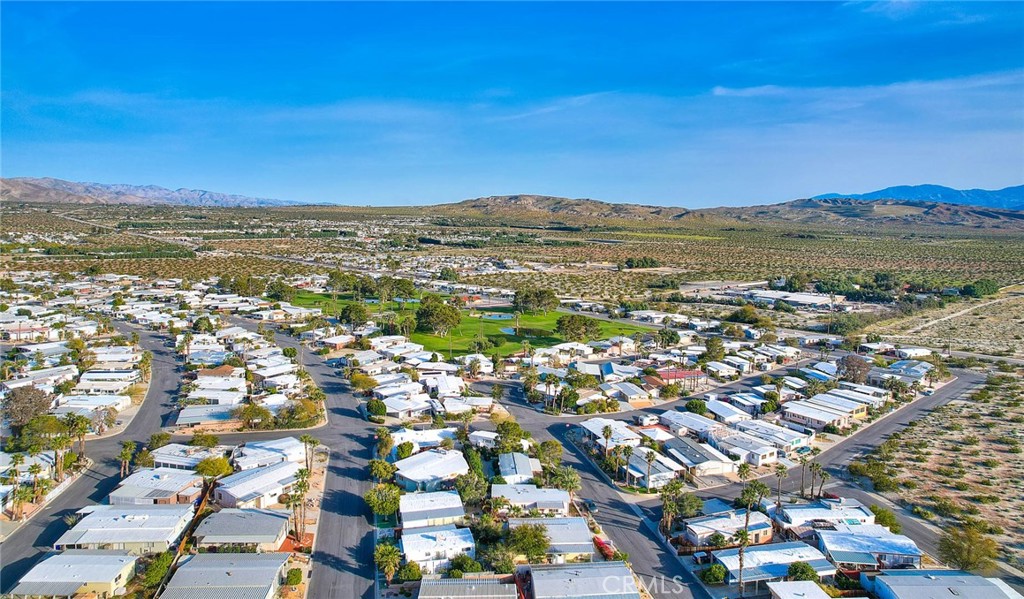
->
[508, 517, 594, 556]
[9, 550, 137, 597]
[193, 509, 290, 544]
[417, 577, 517, 599]
[530, 561, 640, 599]
[161, 553, 289, 599]
[54, 505, 193, 547]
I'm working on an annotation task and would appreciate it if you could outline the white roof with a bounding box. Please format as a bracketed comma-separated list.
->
[216, 461, 300, 503]
[531, 561, 639, 599]
[233, 437, 306, 470]
[111, 468, 202, 497]
[777, 497, 875, 528]
[55, 504, 193, 546]
[491, 484, 569, 510]
[13, 550, 138, 587]
[400, 524, 475, 559]
[399, 490, 465, 517]
[151, 444, 230, 469]
[395, 449, 469, 483]
[579, 418, 641, 449]
[766, 581, 831, 599]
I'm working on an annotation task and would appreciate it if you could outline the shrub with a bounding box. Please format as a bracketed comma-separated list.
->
[701, 564, 727, 585]
[285, 568, 303, 586]
[367, 399, 387, 417]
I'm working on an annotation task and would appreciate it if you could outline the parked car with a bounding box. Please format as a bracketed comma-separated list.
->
[583, 499, 599, 514]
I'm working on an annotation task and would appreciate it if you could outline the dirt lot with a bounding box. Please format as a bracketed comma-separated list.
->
[869, 290, 1024, 358]
[883, 372, 1024, 564]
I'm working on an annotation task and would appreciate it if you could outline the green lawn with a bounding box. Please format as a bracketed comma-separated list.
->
[291, 290, 653, 356]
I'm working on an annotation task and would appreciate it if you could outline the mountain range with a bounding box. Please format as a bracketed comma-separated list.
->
[0, 177, 295, 207]
[3, 177, 1023, 230]
[813, 184, 1024, 211]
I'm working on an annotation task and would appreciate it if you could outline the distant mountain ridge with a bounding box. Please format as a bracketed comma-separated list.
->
[1, 177, 297, 207]
[3, 176, 1023, 231]
[813, 184, 1024, 211]
[446, 194, 690, 220]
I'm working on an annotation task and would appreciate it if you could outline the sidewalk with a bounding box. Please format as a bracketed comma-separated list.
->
[0, 458, 94, 542]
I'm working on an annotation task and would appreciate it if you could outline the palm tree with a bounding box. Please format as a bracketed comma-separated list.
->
[798, 456, 809, 498]
[299, 435, 320, 472]
[737, 462, 752, 482]
[736, 481, 771, 598]
[52, 434, 72, 482]
[621, 445, 634, 486]
[374, 542, 402, 587]
[64, 413, 90, 459]
[294, 468, 310, 538]
[601, 425, 613, 459]
[118, 441, 136, 478]
[551, 465, 582, 505]
[27, 463, 43, 502]
[817, 470, 831, 498]
[809, 462, 822, 498]
[659, 479, 684, 535]
[774, 464, 789, 507]
[644, 450, 659, 491]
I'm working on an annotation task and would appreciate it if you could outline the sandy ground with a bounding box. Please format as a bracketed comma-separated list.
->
[881, 372, 1024, 564]
[871, 291, 1024, 358]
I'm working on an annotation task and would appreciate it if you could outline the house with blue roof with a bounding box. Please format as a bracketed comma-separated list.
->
[712, 541, 836, 594]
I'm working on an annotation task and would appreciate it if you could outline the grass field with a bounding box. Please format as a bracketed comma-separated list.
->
[290, 290, 653, 355]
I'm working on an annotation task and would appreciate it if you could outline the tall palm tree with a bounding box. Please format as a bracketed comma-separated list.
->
[118, 441, 136, 478]
[27, 463, 43, 502]
[736, 481, 770, 598]
[621, 445, 634, 486]
[644, 449, 659, 491]
[601, 425, 613, 460]
[817, 470, 831, 498]
[52, 434, 71, 482]
[809, 462, 823, 498]
[737, 462, 752, 482]
[774, 464, 789, 507]
[659, 479, 684, 535]
[299, 434, 320, 472]
[798, 456, 809, 498]
[64, 414, 90, 459]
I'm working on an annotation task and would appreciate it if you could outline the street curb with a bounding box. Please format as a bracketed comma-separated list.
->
[0, 458, 94, 541]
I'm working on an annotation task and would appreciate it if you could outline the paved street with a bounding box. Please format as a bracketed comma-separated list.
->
[0, 312, 997, 599]
[224, 317, 375, 599]
[0, 321, 179, 591]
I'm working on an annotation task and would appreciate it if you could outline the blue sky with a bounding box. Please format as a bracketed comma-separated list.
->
[3, 1, 1022, 207]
